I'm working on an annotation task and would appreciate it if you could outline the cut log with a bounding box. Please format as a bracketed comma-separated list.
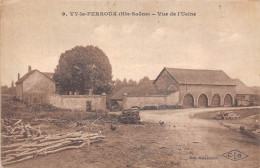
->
[38, 142, 86, 156]
[37, 132, 97, 143]
[2, 143, 86, 166]
[8, 140, 73, 158]
[2, 155, 34, 166]
[1, 129, 105, 166]
[2, 147, 38, 156]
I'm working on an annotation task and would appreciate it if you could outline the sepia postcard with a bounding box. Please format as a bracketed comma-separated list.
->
[1, 0, 260, 167]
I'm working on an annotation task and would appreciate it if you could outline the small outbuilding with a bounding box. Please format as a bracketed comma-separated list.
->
[110, 80, 158, 110]
[233, 79, 256, 106]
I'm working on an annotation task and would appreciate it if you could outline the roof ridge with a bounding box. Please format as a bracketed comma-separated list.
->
[159, 67, 235, 86]
[42, 72, 54, 73]
[16, 69, 54, 84]
[164, 67, 222, 71]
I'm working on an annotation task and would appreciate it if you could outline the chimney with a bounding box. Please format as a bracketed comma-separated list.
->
[18, 73, 20, 80]
[28, 65, 32, 72]
[11, 81, 14, 88]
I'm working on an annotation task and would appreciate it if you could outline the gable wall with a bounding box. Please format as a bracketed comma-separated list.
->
[23, 71, 55, 93]
[154, 70, 179, 94]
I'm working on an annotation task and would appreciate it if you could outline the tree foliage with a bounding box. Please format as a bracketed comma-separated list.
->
[138, 76, 150, 85]
[110, 77, 152, 97]
[53, 46, 113, 95]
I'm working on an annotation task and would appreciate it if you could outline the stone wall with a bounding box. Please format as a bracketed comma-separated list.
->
[236, 94, 254, 106]
[123, 91, 179, 109]
[23, 92, 49, 104]
[178, 84, 236, 107]
[47, 93, 106, 111]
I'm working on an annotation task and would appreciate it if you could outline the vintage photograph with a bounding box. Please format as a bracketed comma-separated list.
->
[1, 0, 260, 167]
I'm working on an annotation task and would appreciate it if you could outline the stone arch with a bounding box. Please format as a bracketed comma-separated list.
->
[183, 94, 194, 108]
[198, 94, 208, 107]
[224, 94, 233, 107]
[211, 94, 221, 107]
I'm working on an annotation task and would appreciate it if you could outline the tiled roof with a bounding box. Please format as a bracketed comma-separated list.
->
[111, 81, 158, 100]
[154, 67, 236, 86]
[42, 72, 54, 79]
[233, 79, 255, 95]
[16, 70, 54, 84]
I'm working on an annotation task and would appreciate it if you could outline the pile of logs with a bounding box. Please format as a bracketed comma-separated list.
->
[119, 108, 140, 124]
[1, 119, 105, 165]
[1, 131, 105, 166]
[214, 111, 240, 120]
[2, 119, 43, 144]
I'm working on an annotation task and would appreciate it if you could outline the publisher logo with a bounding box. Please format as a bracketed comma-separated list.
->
[222, 150, 248, 161]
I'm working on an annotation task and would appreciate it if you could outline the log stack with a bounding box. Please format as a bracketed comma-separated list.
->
[2, 119, 43, 144]
[1, 131, 105, 166]
[1, 119, 105, 166]
[214, 111, 240, 120]
[119, 108, 140, 124]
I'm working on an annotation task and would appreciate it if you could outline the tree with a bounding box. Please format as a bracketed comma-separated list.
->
[138, 76, 150, 85]
[128, 79, 137, 86]
[122, 78, 128, 87]
[110, 78, 138, 94]
[53, 45, 113, 95]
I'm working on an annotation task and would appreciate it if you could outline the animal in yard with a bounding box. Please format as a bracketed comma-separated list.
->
[239, 125, 245, 132]
[110, 124, 117, 131]
[159, 120, 164, 126]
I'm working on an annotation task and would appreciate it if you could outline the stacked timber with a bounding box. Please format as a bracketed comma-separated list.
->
[214, 111, 240, 120]
[120, 108, 140, 124]
[2, 119, 43, 144]
[1, 131, 105, 166]
[1, 119, 105, 165]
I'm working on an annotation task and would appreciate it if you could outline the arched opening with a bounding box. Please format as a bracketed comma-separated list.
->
[211, 94, 221, 107]
[224, 94, 233, 107]
[198, 94, 208, 107]
[183, 94, 194, 108]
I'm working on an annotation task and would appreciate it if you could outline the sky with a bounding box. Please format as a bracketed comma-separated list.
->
[1, 0, 260, 87]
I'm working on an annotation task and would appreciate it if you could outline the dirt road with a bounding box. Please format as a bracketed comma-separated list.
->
[5, 106, 259, 168]
[140, 106, 260, 168]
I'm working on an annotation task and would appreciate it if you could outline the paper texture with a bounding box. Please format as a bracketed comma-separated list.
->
[1, 0, 259, 168]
